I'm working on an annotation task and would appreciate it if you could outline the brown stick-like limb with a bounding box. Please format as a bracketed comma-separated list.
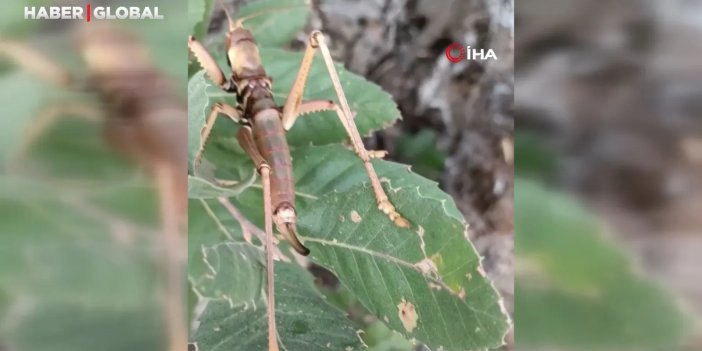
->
[295, 99, 389, 160]
[194, 102, 242, 166]
[236, 126, 268, 169]
[236, 123, 279, 350]
[217, 197, 288, 262]
[282, 45, 410, 228]
[188, 36, 229, 89]
[261, 164, 280, 351]
[154, 161, 187, 351]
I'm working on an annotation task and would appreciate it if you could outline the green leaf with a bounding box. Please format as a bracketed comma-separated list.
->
[515, 179, 690, 350]
[364, 320, 414, 351]
[7, 302, 164, 351]
[0, 179, 165, 350]
[189, 144, 510, 350]
[188, 174, 254, 199]
[189, 0, 211, 39]
[0, 71, 52, 167]
[295, 149, 508, 350]
[235, 0, 309, 47]
[264, 47, 400, 146]
[193, 241, 265, 306]
[189, 199, 243, 295]
[193, 262, 362, 351]
[395, 130, 447, 180]
[188, 71, 211, 171]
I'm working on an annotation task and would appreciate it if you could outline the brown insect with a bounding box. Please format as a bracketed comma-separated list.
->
[188, 6, 409, 350]
[0, 24, 187, 351]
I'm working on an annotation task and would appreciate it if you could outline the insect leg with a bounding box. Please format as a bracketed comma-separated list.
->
[282, 49, 410, 228]
[309, 32, 409, 227]
[153, 161, 187, 351]
[294, 99, 391, 160]
[193, 102, 242, 167]
[235, 126, 280, 351]
[188, 36, 231, 90]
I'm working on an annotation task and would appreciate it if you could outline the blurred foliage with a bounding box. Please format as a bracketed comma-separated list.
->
[515, 178, 690, 350]
[187, 0, 509, 350]
[514, 131, 557, 180]
[0, 1, 187, 350]
[395, 130, 447, 181]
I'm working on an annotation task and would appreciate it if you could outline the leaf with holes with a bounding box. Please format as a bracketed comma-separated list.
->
[187, 0, 509, 349]
[193, 144, 510, 350]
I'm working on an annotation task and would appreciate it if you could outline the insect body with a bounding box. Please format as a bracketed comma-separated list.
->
[190, 24, 311, 255]
[189, 20, 411, 255]
[189, 8, 409, 350]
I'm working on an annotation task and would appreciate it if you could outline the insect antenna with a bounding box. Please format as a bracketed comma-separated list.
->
[218, 0, 237, 31]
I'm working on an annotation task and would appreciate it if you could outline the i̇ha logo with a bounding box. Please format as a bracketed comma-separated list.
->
[24, 5, 163, 22]
[445, 42, 497, 63]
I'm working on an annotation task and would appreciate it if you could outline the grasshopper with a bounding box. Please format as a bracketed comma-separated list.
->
[188, 6, 410, 350]
[0, 24, 187, 351]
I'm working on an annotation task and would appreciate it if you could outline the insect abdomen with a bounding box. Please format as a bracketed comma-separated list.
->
[252, 109, 295, 211]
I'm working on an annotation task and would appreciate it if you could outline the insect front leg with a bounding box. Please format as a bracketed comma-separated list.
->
[188, 36, 233, 91]
[193, 102, 242, 167]
[281, 32, 410, 228]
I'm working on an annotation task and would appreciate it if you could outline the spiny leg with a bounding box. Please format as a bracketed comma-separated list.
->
[188, 31, 239, 173]
[281, 43, 410, 228]
[193, 102, 242, 167]
[236, 126, 279, 351]
[295, 99, 389, 159]
[187, 36, 232, 90]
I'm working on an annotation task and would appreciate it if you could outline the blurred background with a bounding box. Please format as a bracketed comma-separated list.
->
[0, 1, 186, 350]
[516, 0, 700, 350]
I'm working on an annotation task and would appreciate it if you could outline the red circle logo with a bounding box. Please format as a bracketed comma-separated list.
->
[445, 43, 465, 63]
